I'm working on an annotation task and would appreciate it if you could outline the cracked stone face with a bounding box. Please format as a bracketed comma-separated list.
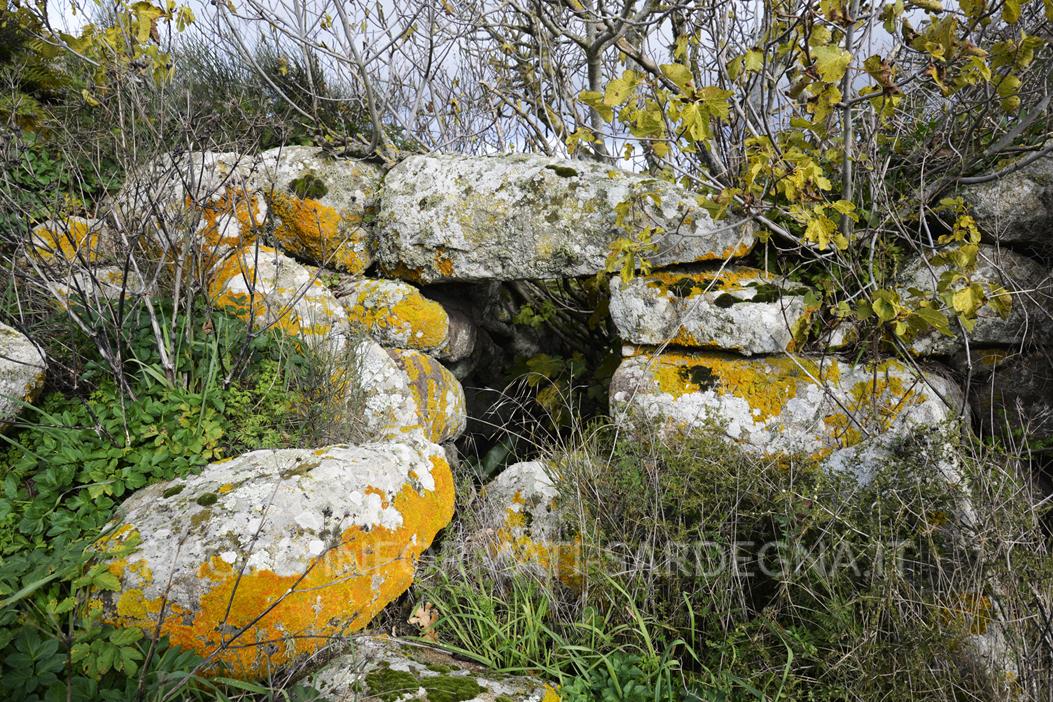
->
[609, 267, 812, 355]
[376, 153, 755, 282]
[89, 440, 455, 679]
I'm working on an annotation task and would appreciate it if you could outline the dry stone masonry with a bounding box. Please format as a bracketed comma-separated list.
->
[4, 145, 1052, 683]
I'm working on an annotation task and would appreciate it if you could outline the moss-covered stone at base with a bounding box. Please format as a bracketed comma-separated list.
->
[308, 635, 553, 701]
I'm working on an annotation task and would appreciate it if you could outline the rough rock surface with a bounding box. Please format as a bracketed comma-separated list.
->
[91, 440, 455, 679]
[30, 216, 111, 264]
[609, 267, 811, 355]
[307, 636, 557, 701]
[960, 148, 1053, 252]
[0, 323, 46, 428]
[610, 351, 963, 479]
[258, 146, 382, 274]
[208, 245, 350, 351]
[387, 349, 467, 444]
[900, 245, 1052, 355]
[45, 267, 153, 310]
[377, 154, 754, 282]
[113, 151, 265, 263]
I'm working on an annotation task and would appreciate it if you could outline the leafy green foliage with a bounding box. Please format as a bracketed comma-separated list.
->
[0, 304, 318, 701]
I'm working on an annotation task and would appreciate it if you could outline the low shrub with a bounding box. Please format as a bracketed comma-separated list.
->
[414, 421, 1053, 701]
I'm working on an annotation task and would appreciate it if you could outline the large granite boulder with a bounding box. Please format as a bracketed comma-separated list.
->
[609, 267, 812, 354]
[900, 245, 1052, 356]
[258, 146, 382, 275]
[0, 323, 46, 429]
[960, 148, 1053, 254]
[377, 154, 754, 282]
[610, 351, 963, 481]
[90, 440, 455, 680]
[387, 349, 467, 444]
[307, 636, 557, 701]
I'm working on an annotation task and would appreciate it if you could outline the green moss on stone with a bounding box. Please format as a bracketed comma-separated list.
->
[545, 164, 579, 178]
[365, 665, 485, 702]
[289, 173, 329, 200]
[162, 484, 184, 498]
[195, 492, 218, 507]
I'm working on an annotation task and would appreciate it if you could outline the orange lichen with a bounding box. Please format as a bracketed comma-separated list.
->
[388, 349, 464, 443]
[193, 189, 263, 265]
[94, 455, 455, 679]
[433, 247, 456, 278]
[267, 192, 368, 274]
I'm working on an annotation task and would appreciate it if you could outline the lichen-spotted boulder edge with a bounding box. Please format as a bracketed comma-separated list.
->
[90, 440, 455, 680]
[387, 348, 467, 444]
[475, 461, 580, 585]
[335, 277, 450, 352]
[258, 146, 381, 275]
[610, 351, 963, 480]
[377, 153, 755, 282]
[609, 267, 812, 355]
[30, 216, 112, 265]
[208, 245, 350, 352]
[112, 151, 266, 264]
[899, 245, 1052, 356]
[0, 323, 46, 429]
[309, 635, 558, 701]
[960, 146, 1053, 254]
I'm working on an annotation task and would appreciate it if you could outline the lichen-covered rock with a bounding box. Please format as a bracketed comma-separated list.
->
[610, 351, 963, 479]
[899, 245, 1052, 356]
[377, 154, 754, 282]
[308, 635, 557, 701]
[335, 278, 450, 352]
[258, 146, 381, 274]
[960, 148, 1053, 253]
[45, 267, 153, 310]
[30, 216, 111, 264]
[441, 308, 478, 363]
[208, 245, 350, 351]
[0, 323, 46, 429]
[609, 267, 812, 355]
[90, 440, 455, 679]
[387, 349, 467, 444]
[475, 461, 579, 584]
[112, 151, 265, 265]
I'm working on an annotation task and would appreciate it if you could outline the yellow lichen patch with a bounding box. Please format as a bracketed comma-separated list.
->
[651, 352, 829, 420]
[32, 218, 101, 263]
[267, 192, 368, 274]
[542, 684, 561, 702]
[342, 281, 449, 351]
[97, 455, 455, 679]
[388, 350, 465, 443]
